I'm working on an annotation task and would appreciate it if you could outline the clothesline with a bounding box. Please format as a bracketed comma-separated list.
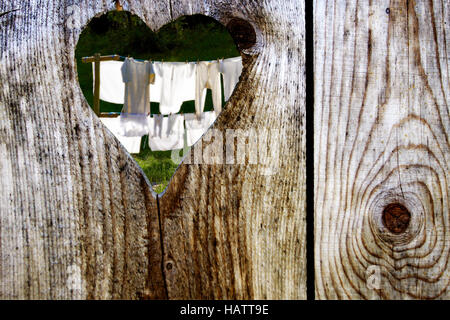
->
[117, 55, 227, 63]
[86, 54, 243, 153]
[93, 55, 242, 111]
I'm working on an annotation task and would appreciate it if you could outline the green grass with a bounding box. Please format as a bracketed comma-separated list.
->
[75, 11, 239, 193]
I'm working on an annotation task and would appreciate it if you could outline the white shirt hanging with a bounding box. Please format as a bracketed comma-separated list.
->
[119, 58, 155, 137]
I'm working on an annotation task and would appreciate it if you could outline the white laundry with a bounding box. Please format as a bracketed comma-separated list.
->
[118, 113, 149, 137]
[99, 117, 122, 135]
[220, 56, 243, 101]
[115, 136, 142, 154]
[99, 117, 142, 154]
[184, 111, 218, 146]
[148, 114, 184, 151]
[93, 60, 162, 104]
[195, 61, 222, 117]
[153, 62, 196, 115]
[149, 114, 164, 138]
[93, 60, 125, 104]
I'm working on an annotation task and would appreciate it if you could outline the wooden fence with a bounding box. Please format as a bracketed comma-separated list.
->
[0, 0, 448, 299]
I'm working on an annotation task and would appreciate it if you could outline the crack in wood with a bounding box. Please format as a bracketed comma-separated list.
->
[156, 194, 169, 298]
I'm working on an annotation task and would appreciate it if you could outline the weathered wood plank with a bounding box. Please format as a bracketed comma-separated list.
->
[314, 0, 449, 299]
[160, 1, 307, 299]
[0, 0, 170, 299]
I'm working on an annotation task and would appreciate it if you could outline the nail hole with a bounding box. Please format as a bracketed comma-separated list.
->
[385, 8, 390, 14]
[382, 203, 411, 234]
[166, 262, 173, 270]
[226, 18, 257, 50]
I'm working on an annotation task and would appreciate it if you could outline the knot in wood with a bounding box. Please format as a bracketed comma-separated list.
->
[226, 18, 256, 50]
[382, 203, 411, 234]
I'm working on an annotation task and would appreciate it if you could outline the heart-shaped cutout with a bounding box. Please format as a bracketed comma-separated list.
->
[75, 11, 242, 194]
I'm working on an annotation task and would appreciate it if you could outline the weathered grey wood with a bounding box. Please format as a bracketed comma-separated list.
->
[315, 0, 449, 299]
[158, 0, 306, 299]
[0, 0, 306, 299]
[0, 0, 171, 300]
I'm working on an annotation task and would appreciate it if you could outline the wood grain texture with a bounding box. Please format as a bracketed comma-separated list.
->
[315, 0, 449, 299]
[0, 0, 306, 299]
[161, 0, 306, 299]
